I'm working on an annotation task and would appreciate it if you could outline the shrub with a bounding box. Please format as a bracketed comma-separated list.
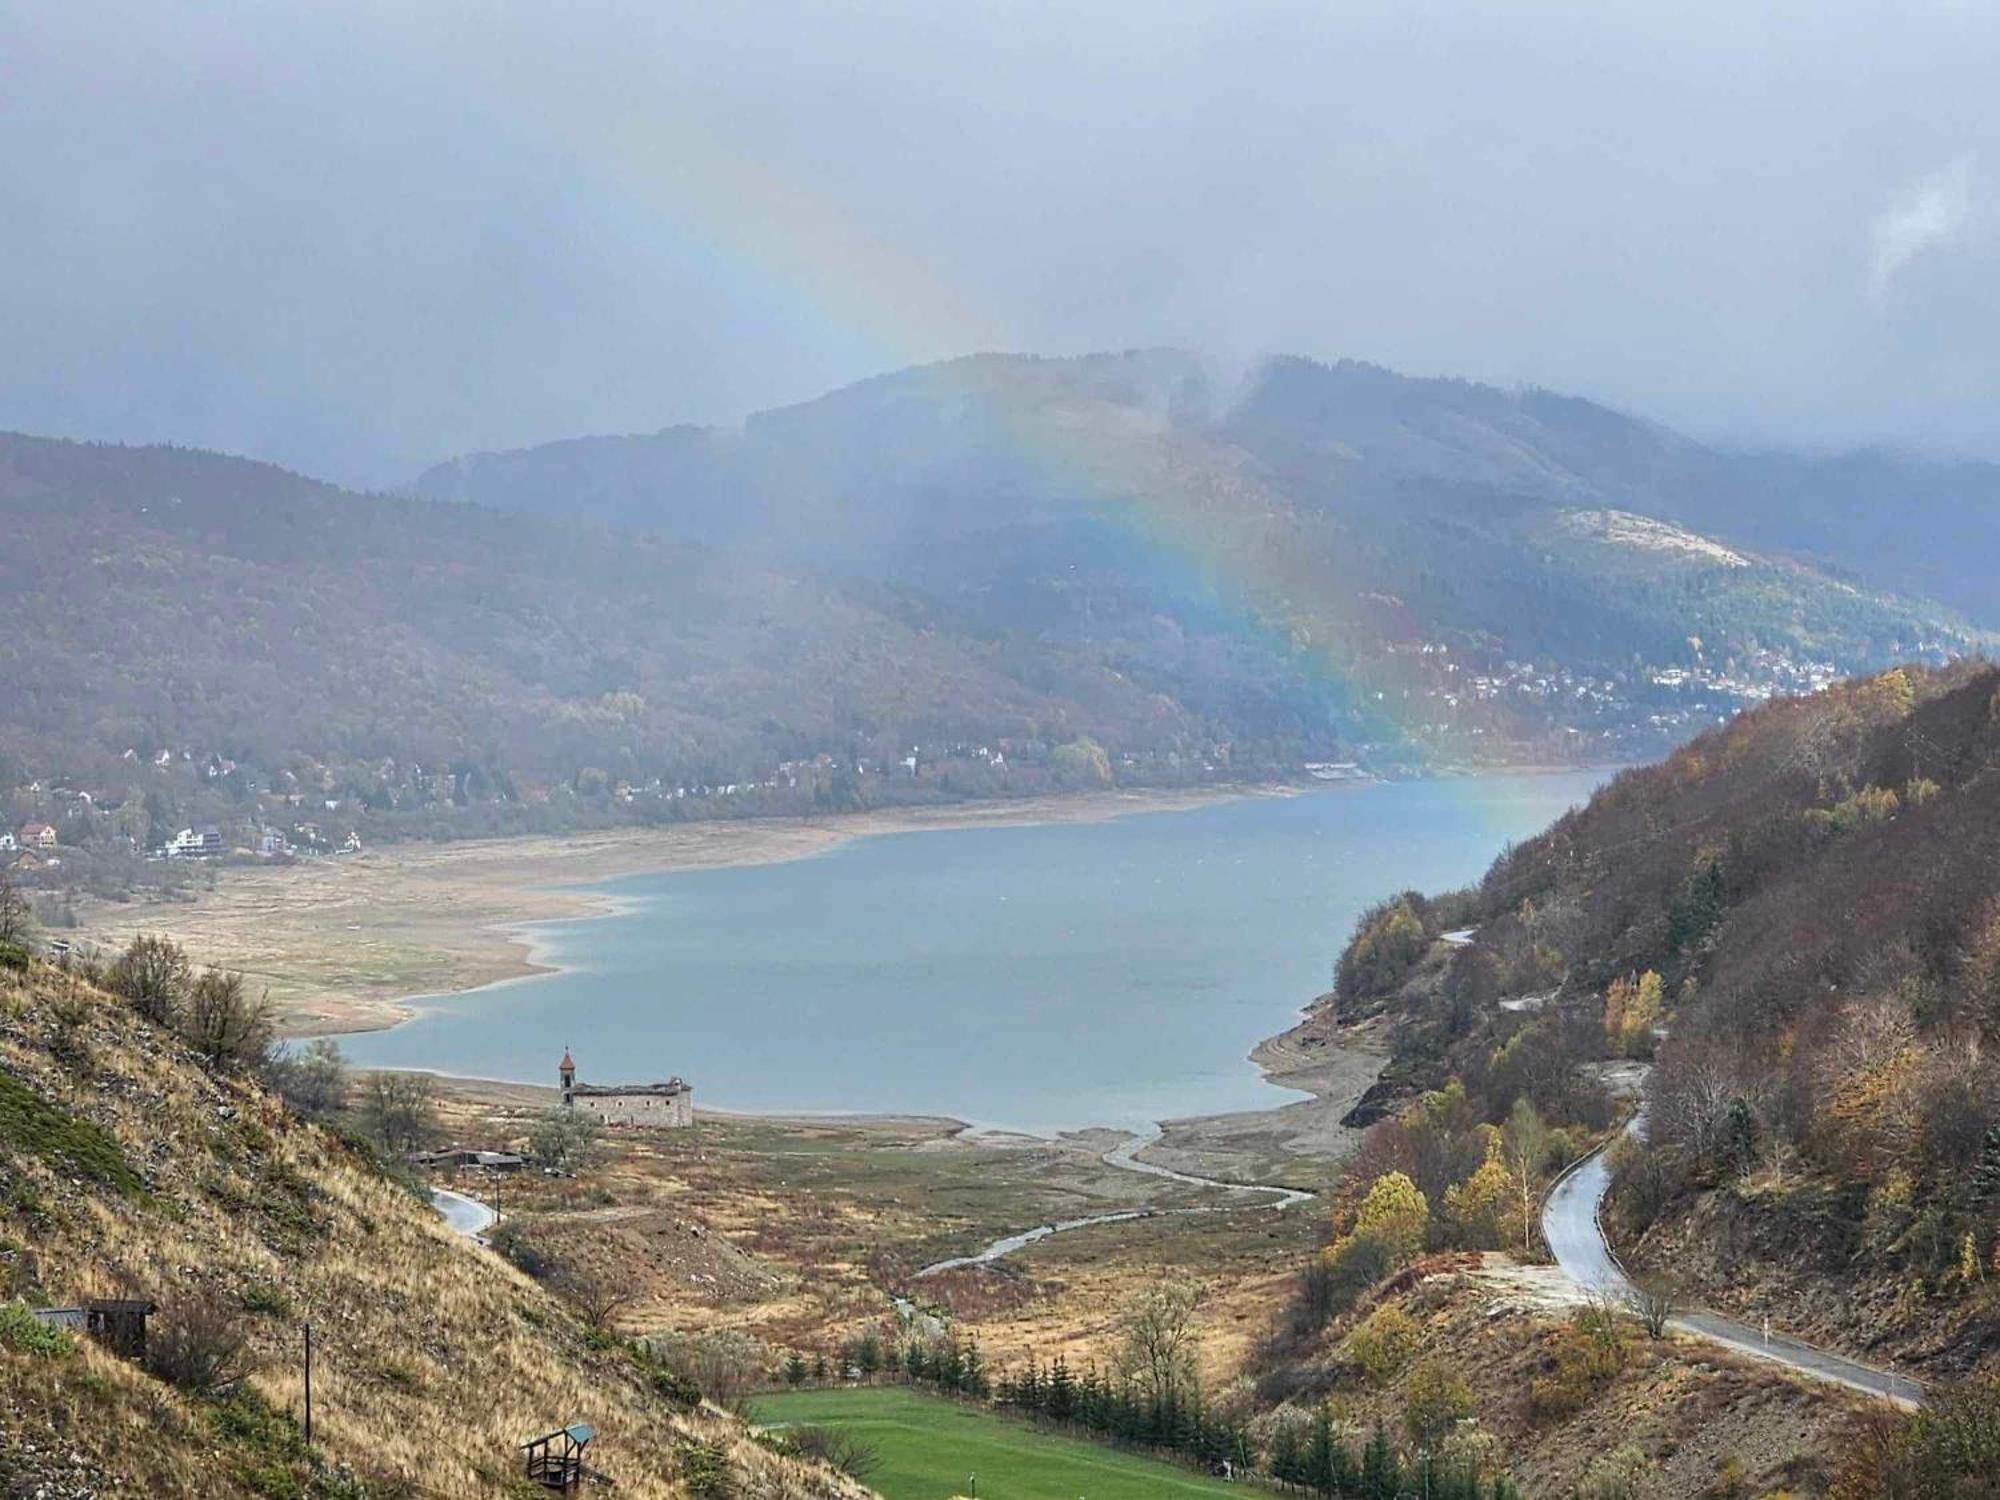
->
[1829, 1374, 2000, 1499]
[651, 1367, 702, 1408]
[1348, 1304, 1418, 1384]
[1403, 1358, 1475, 1450]
[1527, 1303, 1626, 1421]
[489, 1223, 552, 1280]
[111, 933, 192, 1027]
[1580, 1444, 1653, 1499]
[783, 1426, 881, 1482]
[0, 1302, 73, 1357]
[147, 1297, 252, 1396]
[674, 1437, 736, 1498]
[261, 1038, 348, 1121]
[647, 1330, 762, 1413]
[239, 1282, 294, 1319]
[181, 968, 274, 1069]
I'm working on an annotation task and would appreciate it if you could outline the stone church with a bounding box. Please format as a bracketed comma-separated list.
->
[558, 1048, 694, 1128]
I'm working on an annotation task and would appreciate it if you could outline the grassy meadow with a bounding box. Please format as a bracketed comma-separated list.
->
[753, 1386, 1242, 1499]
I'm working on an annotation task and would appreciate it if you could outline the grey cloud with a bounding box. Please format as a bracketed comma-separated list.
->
[3, 0, 1998, 484]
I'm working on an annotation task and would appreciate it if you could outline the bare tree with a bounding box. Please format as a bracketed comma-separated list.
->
[181, 968, 274, 1068]
[0, 871, 31, 947]
[1503, 1096, 1551, 1254]
[147, 1297, 252, 1396]
[111, 933, 192, 1026]
[360, 1071, 440, 1154]
[1624, 1274, 1678, 1338]
[263, 1037, 350, 1120]
[555, 1265, 636, 1331]
[529, 1106, 603, 1174]
[1114, 1278, 1205, 1409]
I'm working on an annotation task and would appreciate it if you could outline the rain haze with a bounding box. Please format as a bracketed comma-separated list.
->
[2, 0, 1996, 485]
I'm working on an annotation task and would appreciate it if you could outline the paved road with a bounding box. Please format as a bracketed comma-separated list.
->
[431, 1186, 498, 1239]
[1542, 1114, 1923, 1408]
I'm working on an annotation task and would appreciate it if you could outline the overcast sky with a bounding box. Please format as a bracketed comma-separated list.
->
[3, 1, 1996, 486]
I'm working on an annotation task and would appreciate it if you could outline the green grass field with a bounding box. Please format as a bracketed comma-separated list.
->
[752, 1386, 1242, 1500]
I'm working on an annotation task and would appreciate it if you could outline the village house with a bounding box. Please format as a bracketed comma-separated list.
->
[17, 821, 56, 850]
[557, 1049, 693, 1128]
[166, 826, 223, 858]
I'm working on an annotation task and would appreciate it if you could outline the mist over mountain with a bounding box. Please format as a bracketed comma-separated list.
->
[1, 350, 1991, 892]
[417, 352, 2000, 630]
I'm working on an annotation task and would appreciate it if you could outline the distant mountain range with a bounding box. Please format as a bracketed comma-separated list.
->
[2, 351, 1995, 869]
[418, 352, 2000, 632]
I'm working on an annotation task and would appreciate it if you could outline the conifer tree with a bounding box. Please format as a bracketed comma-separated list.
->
[1361, 1421, 1400, 1499]
[1269, 1418, 1303, 1487]
[1046, 1353, 1075, 1421]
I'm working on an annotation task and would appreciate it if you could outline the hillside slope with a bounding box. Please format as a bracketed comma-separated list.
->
[0, 960, 865, 1497]
[415, 350, 1989, 711]
[0, 429, 1227, 869]
[1325, 661, 2000, 1377]
[4, 354, 1992, 879]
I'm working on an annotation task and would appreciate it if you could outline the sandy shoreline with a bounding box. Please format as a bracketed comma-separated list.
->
[71, 783, 1279, 1036]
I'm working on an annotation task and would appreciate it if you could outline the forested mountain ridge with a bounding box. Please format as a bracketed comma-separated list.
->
[413, 349, 1990, 757]
[0, 429, 1238, 891]
[1, 350, 1992, 899]
[416, 349, 2000, 634]
[1325, 661, 2000, 1380]
[414, 352, 2000, 635]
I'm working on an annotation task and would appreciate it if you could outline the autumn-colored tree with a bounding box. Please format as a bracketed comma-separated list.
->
[1402, 1359, 1475, 1451]
[1443, 1150, 1511, 1250]
[1352, 1171, 1430, 1265]
[1347, 1304, 1417, 1384]
[1602, 970, 1663, 1057]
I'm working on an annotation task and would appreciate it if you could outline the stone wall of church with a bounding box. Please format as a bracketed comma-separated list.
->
[569, 1088, 694, 1128]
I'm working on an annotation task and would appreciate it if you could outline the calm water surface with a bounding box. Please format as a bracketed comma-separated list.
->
[343, 774, 1605, 1133]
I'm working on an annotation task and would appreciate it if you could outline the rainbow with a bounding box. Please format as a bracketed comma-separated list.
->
[575, 104, 1421, 757]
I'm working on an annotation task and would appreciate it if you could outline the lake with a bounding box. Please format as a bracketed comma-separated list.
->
[342, 773, 1606, 1133]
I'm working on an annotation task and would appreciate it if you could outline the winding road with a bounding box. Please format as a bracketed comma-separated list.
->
[1542, 1113, 1923, 1409]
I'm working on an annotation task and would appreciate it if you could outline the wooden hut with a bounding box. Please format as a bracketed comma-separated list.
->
[84, 1298, 156, 1359]
[521, 1424, 594, 1491]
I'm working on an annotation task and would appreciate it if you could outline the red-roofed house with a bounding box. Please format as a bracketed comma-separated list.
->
[18, 822, 56, 850]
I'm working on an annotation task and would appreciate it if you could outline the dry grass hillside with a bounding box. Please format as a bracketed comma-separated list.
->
[1258, 1254, 1868, 1499]
[0, 960, 867, 1499]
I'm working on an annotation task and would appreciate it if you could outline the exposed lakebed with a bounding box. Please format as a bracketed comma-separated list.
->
[345, 774, 1604, 1134]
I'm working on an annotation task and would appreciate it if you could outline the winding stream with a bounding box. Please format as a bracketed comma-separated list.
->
[911, 1128, 1313, 1280]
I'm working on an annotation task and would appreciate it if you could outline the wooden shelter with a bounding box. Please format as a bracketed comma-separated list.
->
[84, 1298, 155, 1360]
[521, 1424, 595, 1491]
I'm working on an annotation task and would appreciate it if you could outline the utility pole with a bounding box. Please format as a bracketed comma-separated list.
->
[303, 1321, 313, 1446]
